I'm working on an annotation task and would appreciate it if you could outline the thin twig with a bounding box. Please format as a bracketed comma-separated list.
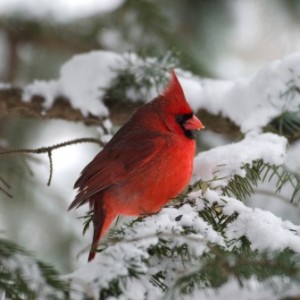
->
[0, 137, 104, 156]
[0, 176, 11, 189]
[0, 186, 13, 198]
[0, 176, 13, 198]
[47, 150, 53, 186]
[0, 137, 104, 186]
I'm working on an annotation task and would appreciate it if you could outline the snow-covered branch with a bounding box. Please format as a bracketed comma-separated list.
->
[3, 51, 300, 141]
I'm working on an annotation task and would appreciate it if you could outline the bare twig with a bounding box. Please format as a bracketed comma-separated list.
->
[0, 186, 13, 198]
[47, 150, 53, 186]
[0, 175, 11, 189]
[0, 137, 104, 186]
[0, 137, 104, 156]
[0, 176, 13, 198]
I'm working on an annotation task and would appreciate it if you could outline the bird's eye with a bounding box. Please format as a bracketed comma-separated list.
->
[176, 113, 196, 139]
[176, 113, 193, 125]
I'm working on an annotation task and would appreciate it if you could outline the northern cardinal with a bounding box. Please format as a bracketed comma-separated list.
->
[69, 70, 204, 261]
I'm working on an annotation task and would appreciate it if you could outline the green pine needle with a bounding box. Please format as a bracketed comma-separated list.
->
[171, 246, 300, 297]
[0, 238, 66, 299]
[266, 79, 300, 140]
[78, 209, 94, 236]
[105, 50, 179, 102]
[223, 160, 300, 203]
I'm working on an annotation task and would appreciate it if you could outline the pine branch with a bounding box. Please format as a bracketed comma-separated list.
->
[0, 238, 66, 299]
[171, 246, 300, 297]
[70, 189, 300, 298]
[98, 267, 144, 300]
[265, 77, 300, 141]
[267, 111, 300, 141]
[199, 201, 238, 234]
[105, 51, 179, 102]
[78, 209, 94, 236]
[222, 160, 300, 204]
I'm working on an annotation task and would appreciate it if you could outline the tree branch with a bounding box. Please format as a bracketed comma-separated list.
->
[0, 137, 104, 186]
[0, 87, 241, 137]
[0, 87, 106, 126]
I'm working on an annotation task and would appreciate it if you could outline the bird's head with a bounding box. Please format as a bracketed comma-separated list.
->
[153, 70, 204, 139]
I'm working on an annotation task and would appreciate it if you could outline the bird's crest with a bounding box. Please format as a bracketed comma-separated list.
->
[161, 70, 192, 114]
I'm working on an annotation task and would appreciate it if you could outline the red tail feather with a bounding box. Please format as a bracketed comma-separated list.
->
[88, 197, 117, 261]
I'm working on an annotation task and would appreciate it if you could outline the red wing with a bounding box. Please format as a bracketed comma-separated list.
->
[69, 130, 167, 209]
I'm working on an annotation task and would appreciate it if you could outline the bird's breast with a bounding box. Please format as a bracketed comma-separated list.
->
[107, 137, 196, 215]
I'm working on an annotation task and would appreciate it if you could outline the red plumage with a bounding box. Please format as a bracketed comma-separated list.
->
[69, 70, 204, 261]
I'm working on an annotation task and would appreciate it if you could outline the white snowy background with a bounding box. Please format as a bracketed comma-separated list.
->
[1, 1, 300, 299]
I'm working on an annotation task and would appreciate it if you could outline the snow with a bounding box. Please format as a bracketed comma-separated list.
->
[202, 189, 300, 252]
[3, 252, 64, 299]
[180, 53, 300, 133]
[23, 79, 61, 108]
[186, 277, 300, 300]
[23, 51, 123, 116]
[23, 51, 300, 135]
[64, 187, 300, 298]
[64, 243, 149, 299]
[22, 50, 171, 116]
[286, 140, 300, 174]
[192, 132, 287, 187]
[0, 83, 11, 89]
[64, 203, 225, 297]
[190, 128, 299, 253]
[0, 0, 123, 22]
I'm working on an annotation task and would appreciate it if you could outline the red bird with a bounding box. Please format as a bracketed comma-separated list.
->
[69, 70, 204, 261]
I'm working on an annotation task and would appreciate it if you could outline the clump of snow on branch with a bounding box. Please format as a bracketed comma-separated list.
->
[64, 243, 150, 300]
[201, 188, 300, 252]
[65, 203, 225, 298]
[23, 51, 300, 134]
[23, 51, 123, 116]
[192, 132, 287, 187]
[2, 252, 64, 299]
[190, 130, 300, 252]
[22, 51, 164, 115]
[180, 53, 300, 133]
[65, 190, 300, 298]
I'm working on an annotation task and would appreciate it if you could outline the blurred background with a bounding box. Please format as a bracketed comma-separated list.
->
[2, 0, 300, 84]
[1, 0, 300, 273]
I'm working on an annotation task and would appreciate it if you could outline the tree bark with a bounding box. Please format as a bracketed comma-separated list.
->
[0, 87, 240, 137]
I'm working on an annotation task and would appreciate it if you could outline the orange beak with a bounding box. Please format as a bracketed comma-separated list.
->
[183, 114, 204, 131]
